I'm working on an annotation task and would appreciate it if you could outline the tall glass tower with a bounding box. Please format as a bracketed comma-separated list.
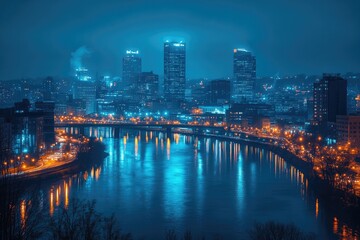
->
[164, 41, 186, 101]
[122, 50, 142, 88]
[233, 49, 256, 103]
[313, 74, 347, 124]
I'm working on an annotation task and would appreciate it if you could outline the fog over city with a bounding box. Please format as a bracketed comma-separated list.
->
[1, 1, 360, 240]
[1, 0, 360, 80]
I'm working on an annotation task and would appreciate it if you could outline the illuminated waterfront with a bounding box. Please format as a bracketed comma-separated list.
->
[27, 128, 359, 239]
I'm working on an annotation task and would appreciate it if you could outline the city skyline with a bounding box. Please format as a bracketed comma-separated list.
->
[1, 1, 360, 238]
[1, 0, 360, 80]
[1, 42, 358, 82]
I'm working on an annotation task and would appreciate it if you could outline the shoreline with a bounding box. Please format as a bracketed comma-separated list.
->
[181, 131, 360, 231]
[11, 128, 360, 206]
[0, 129, 360, 236]
[0, 141, 108, 185]
[3, 129, 360, 232]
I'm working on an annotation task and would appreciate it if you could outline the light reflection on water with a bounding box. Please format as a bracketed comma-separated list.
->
[21, 128, 360, 239]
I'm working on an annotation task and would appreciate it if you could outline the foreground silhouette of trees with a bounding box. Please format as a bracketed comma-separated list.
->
[49, 199, 132, 240]
[0, 166, 46, 239]
[0, 161, 131, 240]
[248, 221, 317, 240]
[1, 169, 317, 240]
[163, 222, 316, 240]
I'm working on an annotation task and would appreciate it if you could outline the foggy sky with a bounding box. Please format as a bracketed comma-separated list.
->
[0, 0, 359, 80]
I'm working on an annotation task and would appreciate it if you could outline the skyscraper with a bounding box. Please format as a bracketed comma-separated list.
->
[209, 79, 231, 105]
[139, 71, 159, 102]
[313, 74, 347, 125]
[233, 49, 256, 103]
[42, 76, 55, 101]
[164, 41, 186, 102]
[122, 50, 141, 88]
[75, 68, 91, 81]
[73, 81, 96, 114]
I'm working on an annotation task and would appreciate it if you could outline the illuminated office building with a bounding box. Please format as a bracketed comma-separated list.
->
[0, 99, 44, 156]
[42, 76, 55, 100]
[139, 71, 159, 101]
[164, 41, 186, 102]
[73, 81, 96, 114]
[75, 68, 92, 81]
[313, 74, 347, 125]
[233, 49, 256, 103]
[209, 79, 231, 105]
[35, 101, 55, 147]
[122, 50, 142, 88]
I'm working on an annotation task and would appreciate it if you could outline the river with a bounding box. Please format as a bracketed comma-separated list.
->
[34, 127, 360, 239]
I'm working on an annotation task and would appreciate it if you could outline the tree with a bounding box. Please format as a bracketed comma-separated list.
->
[49, 199, 132, 240]
[0, 170, 46, 240]
[320, 153, 356, 191]
[248, 221, 316, 240]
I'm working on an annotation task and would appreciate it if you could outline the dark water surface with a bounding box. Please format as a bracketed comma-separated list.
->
[39, 128, 359, 239]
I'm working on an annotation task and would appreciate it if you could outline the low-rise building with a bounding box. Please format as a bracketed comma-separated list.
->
[226, 103, 274, 128]
[0, 99, 48, 158]
[336, 115, 360, 148]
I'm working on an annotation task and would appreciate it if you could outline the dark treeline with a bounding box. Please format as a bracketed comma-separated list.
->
[1, 192, 317, 240]
[0, 152, 317, 240]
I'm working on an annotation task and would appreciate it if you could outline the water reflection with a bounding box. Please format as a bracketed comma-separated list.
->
[49, 189, 54, 216]
[64, 182, 69, 208]
[21, 128, 360, 239]
[20, 200, 26, 227]
[134, 136, 138, 158]
[56, 187, 60, 206]
[196, 146, 204, 215]
[166, 138, 170, 160]
[334, 217, 339, 233]
[237, 150, 245, 215]
[43, 164, 102, 218]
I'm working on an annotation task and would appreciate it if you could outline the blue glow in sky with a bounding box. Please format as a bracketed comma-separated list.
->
[0, 0, 360, 80]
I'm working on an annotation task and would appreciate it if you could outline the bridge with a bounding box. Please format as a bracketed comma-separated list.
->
[55, 121, 227, 136]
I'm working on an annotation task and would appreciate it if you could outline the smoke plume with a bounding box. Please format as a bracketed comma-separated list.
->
[70, 46, 90, 71]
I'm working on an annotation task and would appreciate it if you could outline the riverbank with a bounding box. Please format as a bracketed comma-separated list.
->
[4, 128, 360, 238]
[8, 127, 360, 232]
[180, 131, 360, 232]
[0, 140, 108, 185]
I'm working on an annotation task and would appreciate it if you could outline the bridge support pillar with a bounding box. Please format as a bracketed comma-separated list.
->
[166, 127, 172, 137]
[114, 127, 120, 138]
[79, 126, 85, 135]
[226, 124, 232, 136]
[193, 128, 204, 135]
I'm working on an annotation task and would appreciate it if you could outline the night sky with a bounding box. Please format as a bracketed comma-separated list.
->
[0, 0, 359, 80]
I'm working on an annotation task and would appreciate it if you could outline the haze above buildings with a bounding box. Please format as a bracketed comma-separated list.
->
[1, 0, 360, 80]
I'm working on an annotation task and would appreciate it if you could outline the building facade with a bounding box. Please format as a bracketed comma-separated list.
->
[164, 41, 186, 102]
[35, 101, 55, 147]
[336, 115, 360, 147]
[226, 103, 274, 128]
[0, 99, 45, 158]
[209, 79, 231, 105]
[42, 76, 55, 101]
[313, 74, 347, 125]
[122, 50, 142, 89]
[139, 71, 159, 102]
[233, 49, 256, 103]
[0, 117, 12, 163]
[73, 81, 96, 114]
